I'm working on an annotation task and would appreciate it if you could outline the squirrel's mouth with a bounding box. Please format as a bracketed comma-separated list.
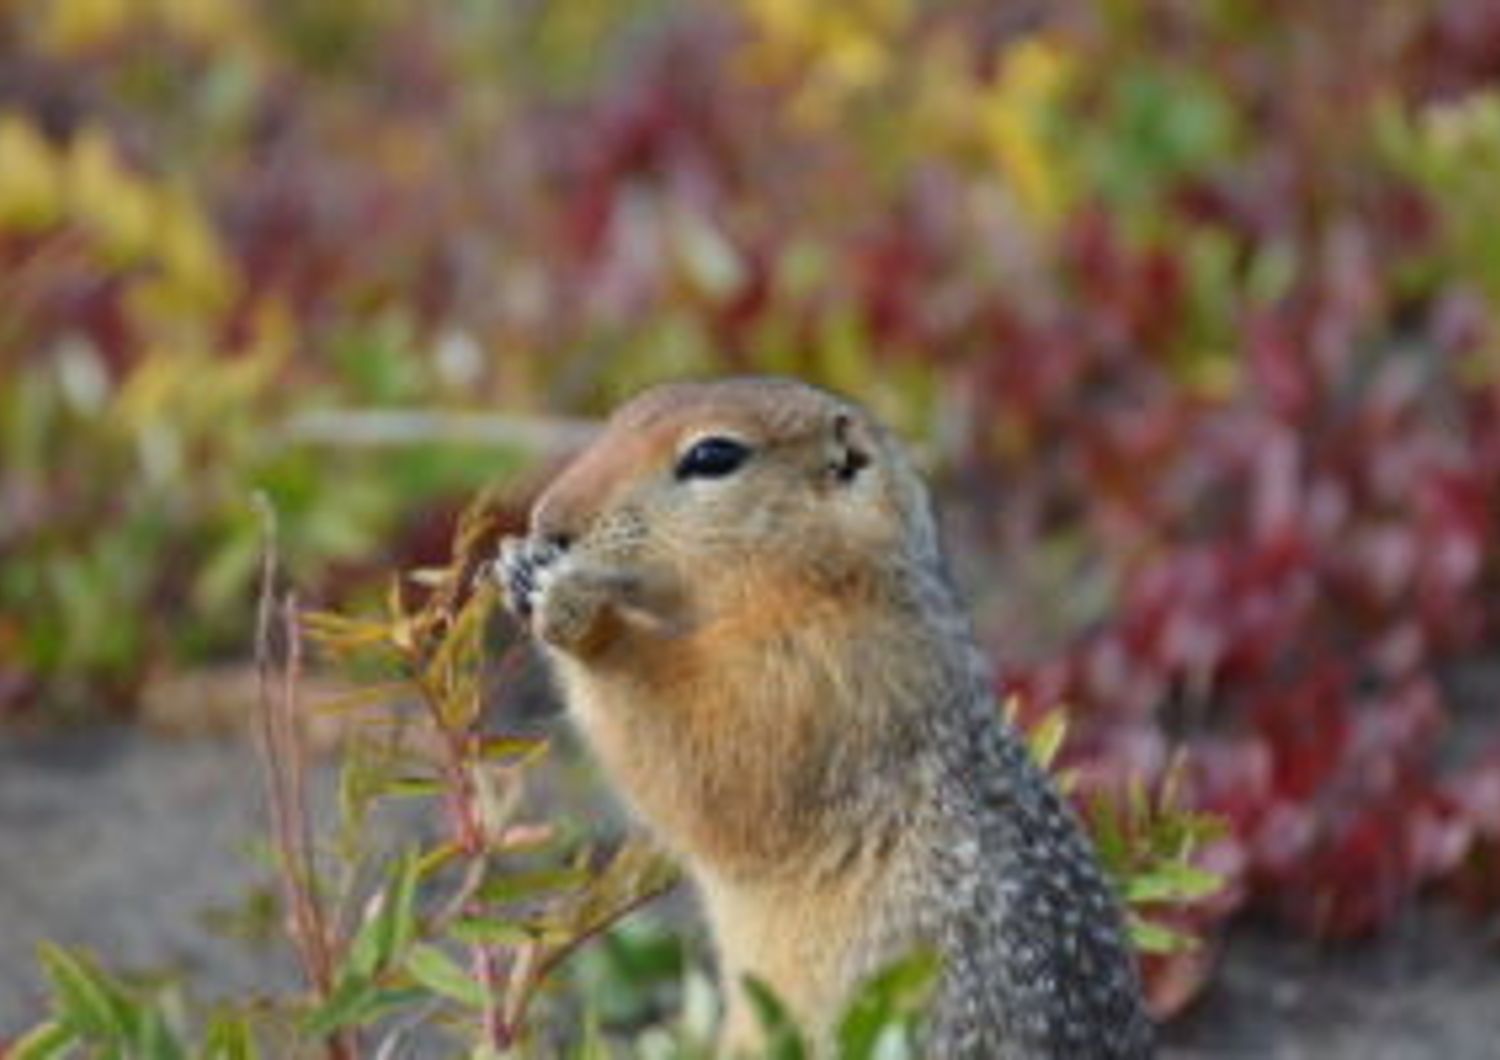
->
[495, 536, 568, 620]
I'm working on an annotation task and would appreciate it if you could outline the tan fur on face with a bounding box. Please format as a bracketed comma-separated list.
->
[530, 380, 919, 591]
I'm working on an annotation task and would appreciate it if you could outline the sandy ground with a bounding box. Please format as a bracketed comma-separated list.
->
[1161, 910, 1500, 1059]
[0, 727, 298, 1033]
[3, 724, 1500, 1056]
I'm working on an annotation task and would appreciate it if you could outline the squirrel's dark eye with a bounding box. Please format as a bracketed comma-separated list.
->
[674, 436, 751, 480]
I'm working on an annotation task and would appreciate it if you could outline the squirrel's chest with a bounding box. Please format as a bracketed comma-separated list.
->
[700, 859, 920, 1051]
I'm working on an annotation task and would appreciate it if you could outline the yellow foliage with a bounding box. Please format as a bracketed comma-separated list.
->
[140, 180, 237, 309]
[1001, 36, 1075, 102]
[978, 37, 1077, 226]
[909, 29, 980, 154]
[739, 14, 1078, 223]
[0, 116, 240, 312]
[741, 0, 911, 123]
[746, 0, 909, 50]
[0, 111, 64, 228]
[32, 0, 255, 54]
[66, 126, 156, 264]
[1178, 349, 1240, 400]
[113, 349, 199, 431]
[113, 302, 287, 435]
[34, 0, 132, 53]
[151, 0, 252, 49]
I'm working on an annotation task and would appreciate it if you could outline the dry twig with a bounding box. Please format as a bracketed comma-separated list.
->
[253, 494, 355, 1060]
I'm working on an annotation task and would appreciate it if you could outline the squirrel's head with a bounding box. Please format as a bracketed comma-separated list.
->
[527, 377, 940, 598]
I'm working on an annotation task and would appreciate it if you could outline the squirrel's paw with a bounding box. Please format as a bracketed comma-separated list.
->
[531, 562, 620, 651]
[496, 536, 633, 652]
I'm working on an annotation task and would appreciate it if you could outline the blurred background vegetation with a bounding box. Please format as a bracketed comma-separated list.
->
[4, 0, 1500, 1015]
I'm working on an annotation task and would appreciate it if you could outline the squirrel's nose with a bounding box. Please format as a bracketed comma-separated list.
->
[531, 432, 616, 548]
[529, 497, 578, 552]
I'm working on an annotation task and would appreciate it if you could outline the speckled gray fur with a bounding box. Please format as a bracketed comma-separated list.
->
[879, 536, 1154, 1059]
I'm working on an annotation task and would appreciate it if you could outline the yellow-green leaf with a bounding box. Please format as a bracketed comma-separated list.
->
[36, 942, 127, 1039]
[198, 1010, 258, 1060]
[7, 1019, 78, 1060]
[1126, 913, 1197, 955]
[404, 945, 488, 1009]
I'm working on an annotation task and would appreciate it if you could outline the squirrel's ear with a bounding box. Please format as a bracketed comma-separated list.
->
[827, 412, 873, 485]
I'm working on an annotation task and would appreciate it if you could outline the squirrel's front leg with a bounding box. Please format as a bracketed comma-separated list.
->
[497, 537, 678, 656]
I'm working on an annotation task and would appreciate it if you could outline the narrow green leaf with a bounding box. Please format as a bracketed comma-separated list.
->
[347, 848, 421, 979]
[377, 775, 445, 798]
[198, 1010, 258, 1060]
[571, 1009, 609, 1060]
[1127, 913, 1197, 954]
[546, 839, 678, 941]
[301, 976, 376, 1038]
[302, 977, 426, 1038]
[387, 848, 422, 963]
[742, 977, 807, 1060]
[835, 950, 939, 1060]
[1123, 862, 1222, 905]
[448, 916, 538, 946]
[424, 588, 495, 723]
[1025, 711, 1070, 770]
[133, 1006, 186, 1060]
[36, 943, 129, 1039]
[302, 610, 396, 649]
[7, 1019, 78, 1060]
[477, 735, 548, 763]
[344, 901, 386, 980]
[404, 945, 489, 1009]
[477, 865, 591, 905]
[415, 841, 462, 879]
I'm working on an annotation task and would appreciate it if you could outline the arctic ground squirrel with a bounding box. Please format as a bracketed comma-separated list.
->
[497, 377, 1153, 1058]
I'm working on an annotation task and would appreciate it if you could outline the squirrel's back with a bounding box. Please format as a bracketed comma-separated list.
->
[498, 377, 1153, 1057]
